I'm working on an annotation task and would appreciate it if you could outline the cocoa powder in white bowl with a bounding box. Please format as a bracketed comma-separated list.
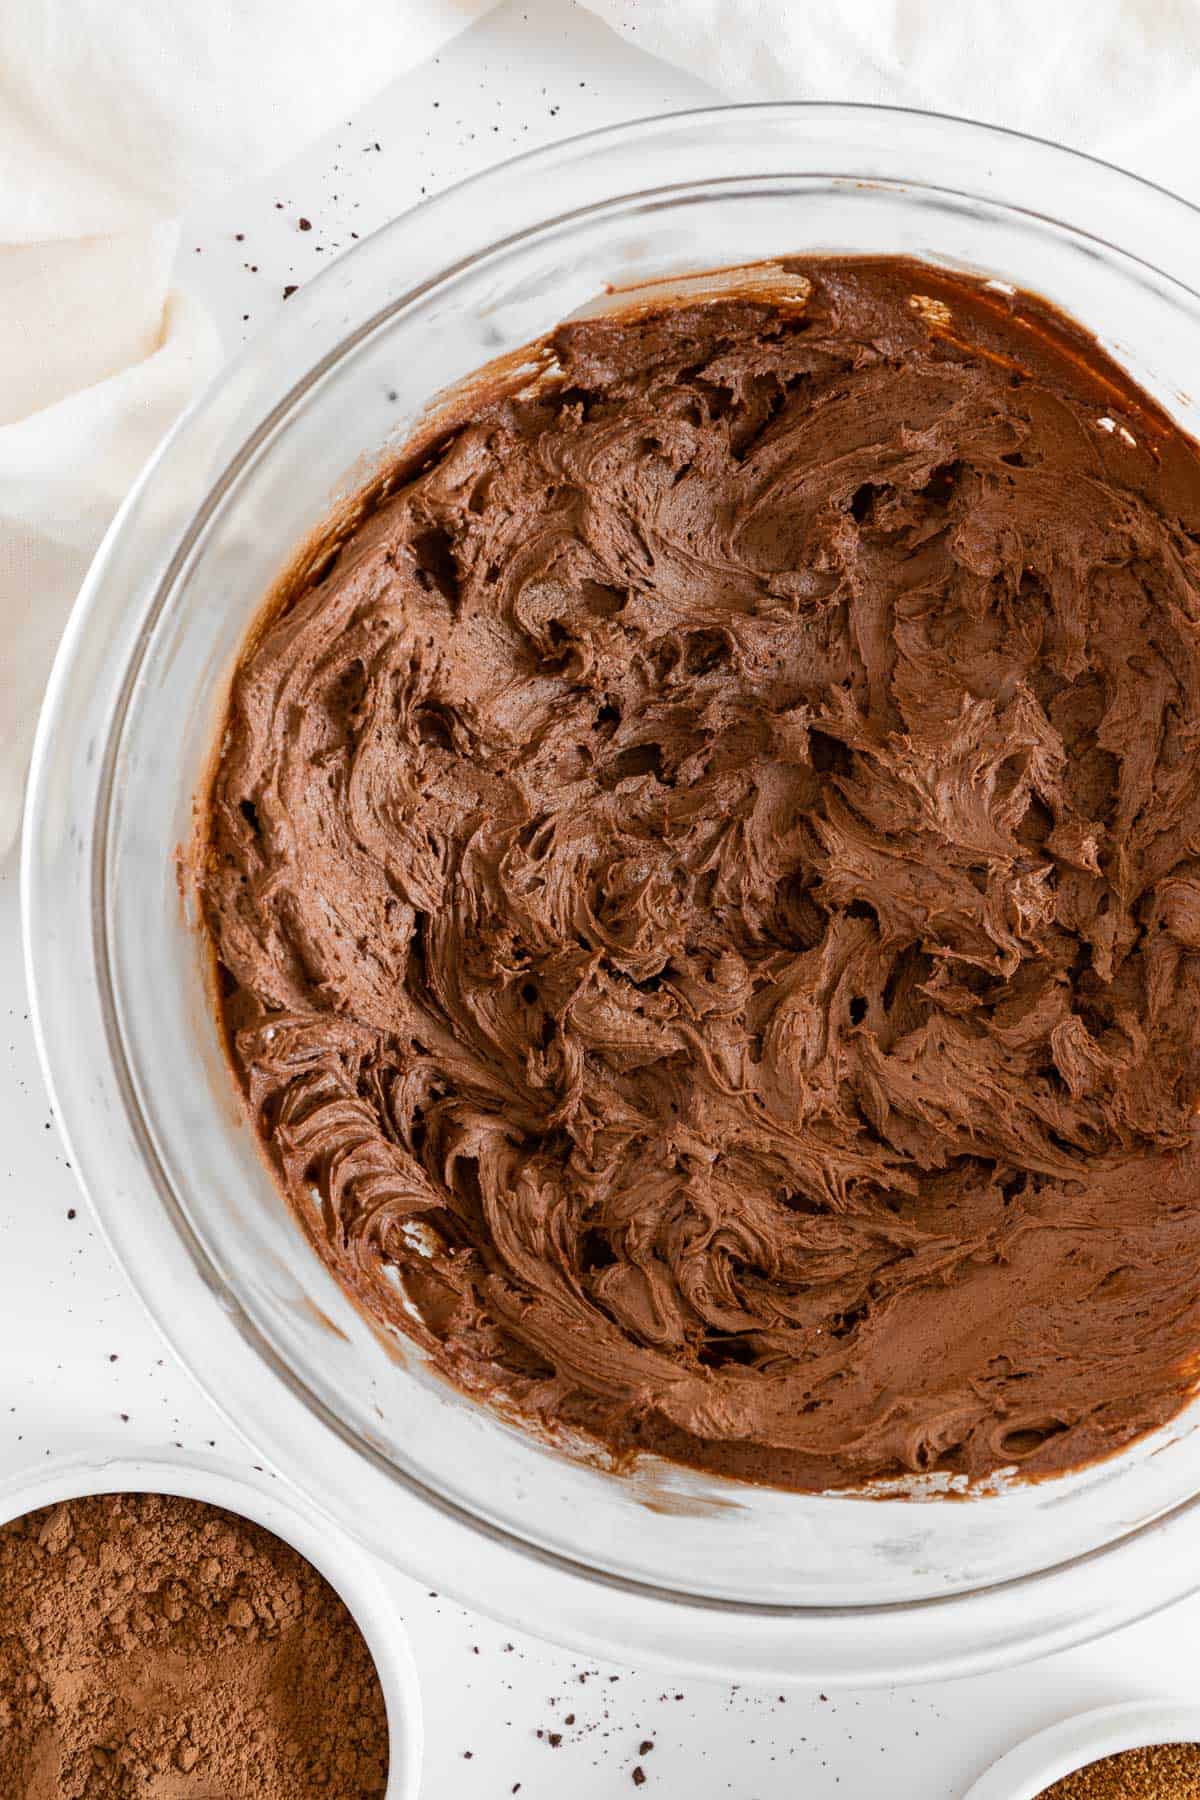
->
[0, 1450, 422, 1797]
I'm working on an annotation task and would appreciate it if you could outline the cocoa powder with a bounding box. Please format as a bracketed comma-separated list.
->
[0, 1491, 389, 1797]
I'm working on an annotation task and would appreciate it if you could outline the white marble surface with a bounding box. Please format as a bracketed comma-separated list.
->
[4, 3, 1200, 1793]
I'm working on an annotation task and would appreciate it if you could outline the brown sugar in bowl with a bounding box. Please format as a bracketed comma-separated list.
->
[964, 1703, 1200, 1800]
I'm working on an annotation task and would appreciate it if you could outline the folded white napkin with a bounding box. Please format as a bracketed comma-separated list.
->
[5, 0, 1199, 854]
[0, 231, 221, 846]
[581, 0, 1200, 201]
[0, 0, 494, 853]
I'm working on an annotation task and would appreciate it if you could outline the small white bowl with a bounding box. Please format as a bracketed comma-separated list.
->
[964, 1700, 1200, 1799]
[0, 1446, 422, 1797]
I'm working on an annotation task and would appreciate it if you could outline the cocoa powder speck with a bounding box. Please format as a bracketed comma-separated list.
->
[0, 1492, 389, 1798]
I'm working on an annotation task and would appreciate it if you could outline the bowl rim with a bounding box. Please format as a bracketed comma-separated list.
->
[0, 1447, 423, 1797]
[23, 99, 1200, 1680]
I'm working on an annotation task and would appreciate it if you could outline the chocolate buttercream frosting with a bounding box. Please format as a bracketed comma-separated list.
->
[202, 258, 1200, 1491]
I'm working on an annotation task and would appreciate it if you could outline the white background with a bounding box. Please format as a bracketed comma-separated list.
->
[4, 3, 1200, 1794]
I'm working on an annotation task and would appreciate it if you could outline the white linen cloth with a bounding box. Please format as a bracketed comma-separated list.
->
[0, 0, 494, 853]
[581, 0, 1200, 198]
[4, 0, 1200, 853]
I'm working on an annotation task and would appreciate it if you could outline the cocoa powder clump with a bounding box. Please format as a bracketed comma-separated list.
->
[0, 1491, 389, 1797]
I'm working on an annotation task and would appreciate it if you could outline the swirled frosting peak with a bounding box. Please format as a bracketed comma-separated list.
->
[203, 258, 1200, 1491]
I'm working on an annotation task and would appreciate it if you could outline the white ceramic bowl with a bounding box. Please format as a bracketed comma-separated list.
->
[0, 1448, 422, 1797]
[964, 1701, 1200, 1799]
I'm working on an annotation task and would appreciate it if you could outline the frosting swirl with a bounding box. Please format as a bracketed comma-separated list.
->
[203, 258, 1200, 1490]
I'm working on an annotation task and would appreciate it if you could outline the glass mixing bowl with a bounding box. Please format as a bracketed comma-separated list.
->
[24, 104, 1200, 1683]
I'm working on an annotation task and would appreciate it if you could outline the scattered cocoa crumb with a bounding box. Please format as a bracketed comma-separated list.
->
[0, 1492, 389, 1798]
[632, 1767, 646, 1787]
[640, 1739, 655, 1755]
[282, 286, 298, 300]
[298, 217, 312, 232]
[547, 1732, 562, 1748]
